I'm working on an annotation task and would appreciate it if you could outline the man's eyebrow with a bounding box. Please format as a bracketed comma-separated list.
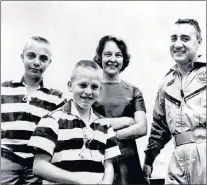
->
[171, 35, 176, 38]
[180, 34, 190, 37]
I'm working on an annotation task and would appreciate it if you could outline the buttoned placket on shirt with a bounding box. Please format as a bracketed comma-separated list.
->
[69, 101, 99, 159]
[177, 71, 187, 131]
[23, 85, 39, 103]
[22, 83, 41, 103]
[172, 63, 196, 131]
[17, 76, 47, 105]
[13, 76, 48, 124]
[171, 61, 206, 133]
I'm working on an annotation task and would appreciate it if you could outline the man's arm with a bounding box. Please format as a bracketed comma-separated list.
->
[143, 85, 172, 180]
[33, 153, 83, 184]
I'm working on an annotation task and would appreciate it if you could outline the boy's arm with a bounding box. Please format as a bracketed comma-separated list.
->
[99, 159, 114, 184]
[28, 113, 84, 184]
[101, 124, 121, 184]
[33, 152, 83, 184]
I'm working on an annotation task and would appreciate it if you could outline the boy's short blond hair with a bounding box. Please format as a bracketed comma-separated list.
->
[22, 36, 52, 56]
[70, 60, 102, 82]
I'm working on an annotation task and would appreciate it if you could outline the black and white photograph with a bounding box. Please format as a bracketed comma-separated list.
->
[1, 1, 206, 184]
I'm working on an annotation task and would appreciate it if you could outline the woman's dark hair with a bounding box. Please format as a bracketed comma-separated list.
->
[93, 35, 131, 72]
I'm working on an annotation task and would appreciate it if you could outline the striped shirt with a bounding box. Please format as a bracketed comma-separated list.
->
[1, 75, 66, 161]
[28, 99, 120, 184]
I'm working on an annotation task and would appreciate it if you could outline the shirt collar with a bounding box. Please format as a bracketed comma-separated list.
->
[11, 74, 49, 89]
[170, 54, 206, 74]
[63, 99, 98, 123]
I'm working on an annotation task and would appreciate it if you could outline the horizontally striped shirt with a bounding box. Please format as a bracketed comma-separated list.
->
[29, 99, 120, 184]
[1, 76, 66, 160]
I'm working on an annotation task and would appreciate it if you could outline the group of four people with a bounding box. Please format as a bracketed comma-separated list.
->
[1, 18, 206, 184]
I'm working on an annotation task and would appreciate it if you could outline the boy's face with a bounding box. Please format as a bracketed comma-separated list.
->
[21, 40, 52, 79]
[69, 67, 102, 110]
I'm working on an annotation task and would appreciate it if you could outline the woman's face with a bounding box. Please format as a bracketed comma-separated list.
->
[101, 41, 123, 76]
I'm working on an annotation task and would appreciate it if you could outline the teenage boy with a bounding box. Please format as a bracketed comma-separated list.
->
[1, 36, 66, 184]
[28, 60, 120, 184]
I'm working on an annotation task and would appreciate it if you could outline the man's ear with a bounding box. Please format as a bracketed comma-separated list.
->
[68, 81, 72, 92]
[198, 37, 202, 46]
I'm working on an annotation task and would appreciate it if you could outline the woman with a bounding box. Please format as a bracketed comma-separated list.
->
[92, 35, 148, 184]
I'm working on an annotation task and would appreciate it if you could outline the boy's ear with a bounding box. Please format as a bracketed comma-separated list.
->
[67, 81, 73, 92]
[21, 54, 24, 62]
[45, 59, 52, 67]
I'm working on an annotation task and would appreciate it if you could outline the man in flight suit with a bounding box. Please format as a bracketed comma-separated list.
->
[143, 18, 206, 184]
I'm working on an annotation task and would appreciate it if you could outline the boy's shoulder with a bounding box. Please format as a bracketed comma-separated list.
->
[1, 78, 64, 100]
[1, 80, 13, 87]
[93, 109, 104, 119]
[1, 79, 21, 87]
[42, 100, 70, 119]
[43, 106, 64, 120]
[41, 87, 65, 99]
[47, 99, 77, 120]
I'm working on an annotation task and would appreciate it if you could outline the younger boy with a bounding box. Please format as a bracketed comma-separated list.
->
[28, 60, 120, 184]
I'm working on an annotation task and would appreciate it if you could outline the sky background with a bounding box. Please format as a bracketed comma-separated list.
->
[1, 1, 206, 178]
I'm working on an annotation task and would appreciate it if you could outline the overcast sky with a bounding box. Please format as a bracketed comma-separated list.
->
[1, 1, 206, 177]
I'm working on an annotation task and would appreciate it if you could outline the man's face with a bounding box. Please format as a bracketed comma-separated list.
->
[22, 40, 52, 79]
[170, 24, 201, 65]
[69, 67, 102, 111]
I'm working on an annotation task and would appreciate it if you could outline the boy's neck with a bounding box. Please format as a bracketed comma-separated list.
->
[74, 103, 91, 126]
[23, 73, 42, 88]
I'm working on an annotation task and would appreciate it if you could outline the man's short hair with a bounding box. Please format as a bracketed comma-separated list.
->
[175, 18, 202, 40]
[70, 60, 101, 82]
